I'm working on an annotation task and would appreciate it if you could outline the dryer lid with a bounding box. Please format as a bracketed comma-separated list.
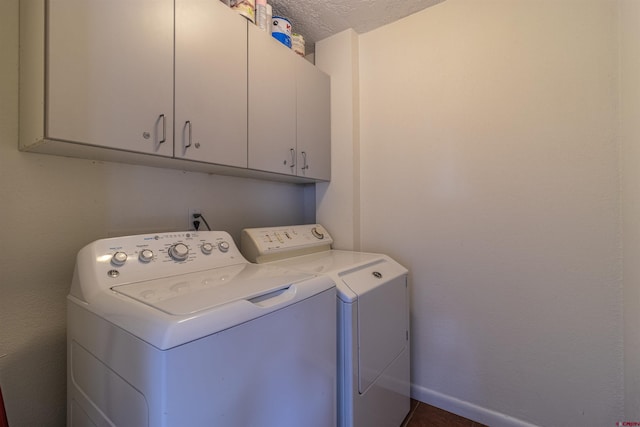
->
[272, 250, 381, 275]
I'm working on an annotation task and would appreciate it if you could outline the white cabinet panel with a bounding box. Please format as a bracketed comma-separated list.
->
[175, 0, 248, 167]
[248, 25, 297, 176]
[297, 59, 331, 181]
[47, 0, 174, 157]
[248, 26, 330, 181]
[22, 1, 330, 184]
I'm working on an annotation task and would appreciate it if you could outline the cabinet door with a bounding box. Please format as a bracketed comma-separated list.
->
[47, 0, 174, 157]
[175, 0, 248, 167]
[248, 25, 297, 175]
[296, 58, 331, 181]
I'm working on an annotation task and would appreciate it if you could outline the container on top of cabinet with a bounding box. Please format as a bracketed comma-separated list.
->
[19, 0, 330, 184]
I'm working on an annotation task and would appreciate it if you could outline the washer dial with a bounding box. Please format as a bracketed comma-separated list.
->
[168, 243, 189, 261]
[111, 251, 128, 266]
[201, 242, 214, 255]
[139, 249, 154, 263]
[218, 241, 230, 253]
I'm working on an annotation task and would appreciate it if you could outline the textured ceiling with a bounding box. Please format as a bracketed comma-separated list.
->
[268, 0, 447, 53]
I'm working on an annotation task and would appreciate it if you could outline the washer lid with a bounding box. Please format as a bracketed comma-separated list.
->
[112, 263, 313, 315]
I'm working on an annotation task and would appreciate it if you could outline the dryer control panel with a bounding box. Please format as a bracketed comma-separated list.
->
[241, 224, 333, 263]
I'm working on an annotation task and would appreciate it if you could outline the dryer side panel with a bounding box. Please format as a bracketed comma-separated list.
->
[340, 262, 408, 394]
[357, 274, 408, 393]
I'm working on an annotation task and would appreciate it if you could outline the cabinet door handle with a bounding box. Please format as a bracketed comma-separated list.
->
[185, 121, 192, 149]
[159, 114, 166, 144]
[289, 148, 296, 170]
[301, 151, 309, 170]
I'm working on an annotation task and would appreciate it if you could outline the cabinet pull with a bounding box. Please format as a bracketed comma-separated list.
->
[289, 148, 296, 170]
[159, 114, 166, 144]
[301, 151, 309, 170]
[185, 121, 192, 149]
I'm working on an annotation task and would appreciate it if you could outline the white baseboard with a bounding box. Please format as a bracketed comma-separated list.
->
[411, 384, 540, 427]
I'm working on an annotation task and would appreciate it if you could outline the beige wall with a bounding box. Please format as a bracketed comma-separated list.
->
[315, 30, 361, 251]
[620, 0, 640, 420]
[0, 1, 313, 425]
[357, 0, 621, 425]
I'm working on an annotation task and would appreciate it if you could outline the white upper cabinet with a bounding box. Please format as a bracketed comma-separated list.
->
[248, 25, 331, 181]
[22, 0, 330, 183]
[247, 25, 297, 176]
[47, 0, 174, 157]
[296, 59, 331, 181]
[175, 0, 248, 167]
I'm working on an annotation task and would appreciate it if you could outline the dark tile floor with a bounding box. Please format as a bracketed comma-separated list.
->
[402, 400, 489, 427]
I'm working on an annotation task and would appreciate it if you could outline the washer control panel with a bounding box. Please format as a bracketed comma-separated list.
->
[241, 224, 333, 263]
[74, 231, 245, 290]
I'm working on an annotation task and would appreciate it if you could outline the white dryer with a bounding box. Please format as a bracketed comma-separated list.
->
[67, 230, 337, 427]
[241, 224, 410, 427]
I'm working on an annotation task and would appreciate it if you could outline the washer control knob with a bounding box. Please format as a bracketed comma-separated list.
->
[111, 251, 128, 266]
[201, 242, 214, 255]
[139, 249, 154, 263]
[311, 227, 324, 239]
[168, 243, 189, 261]
[218, 241, 230, 253]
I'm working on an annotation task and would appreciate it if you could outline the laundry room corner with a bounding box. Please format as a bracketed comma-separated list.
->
[3, 0, 640, 425]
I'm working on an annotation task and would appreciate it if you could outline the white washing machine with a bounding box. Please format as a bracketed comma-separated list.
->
[241, 224, 410, 427]
[67, 230, 337, 427]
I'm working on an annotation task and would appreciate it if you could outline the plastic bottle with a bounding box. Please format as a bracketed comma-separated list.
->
[266, 4, 273, 34]
[256, 0, 267, 31]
